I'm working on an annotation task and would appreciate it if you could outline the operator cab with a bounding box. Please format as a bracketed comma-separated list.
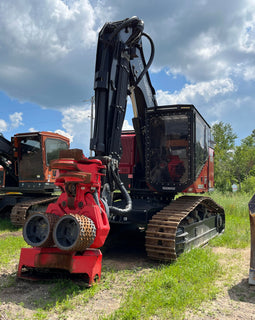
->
[119, 104, 213, 195]
[145, 104, 212, 193]
[14, 132, 69, 193]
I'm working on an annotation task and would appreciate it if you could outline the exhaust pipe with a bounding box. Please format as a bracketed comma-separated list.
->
[53, 214, 96, 252]
[249, 194, 255, 285]
[23, 213, 59, 248]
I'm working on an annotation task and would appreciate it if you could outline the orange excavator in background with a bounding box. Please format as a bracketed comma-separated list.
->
[18, 17, 225, 285]
[0, 131, 69, 226]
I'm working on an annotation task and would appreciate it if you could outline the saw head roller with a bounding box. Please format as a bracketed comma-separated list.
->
[53, 214, 97, 252]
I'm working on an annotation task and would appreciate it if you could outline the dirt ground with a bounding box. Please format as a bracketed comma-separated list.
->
[0, 229, 255, 320]
[185, 247, 255, 320]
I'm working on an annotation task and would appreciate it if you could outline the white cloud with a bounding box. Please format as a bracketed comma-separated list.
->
[0, 0, 97, 108]
[0, 0, 255, 143]
[9, 112, 23, 128]
[0, 119, 8, 132]
[243, 65, 255, 81]
[193, 34, 221, 59]
[60, 105, 91, 154]
[0, 0, 251, 110]
[54, 129, 73, 143]
[58, 105, 134, 155]
[0, 0, 254, 99]
[0, 0, 97, 58]
[155, 76, 255, 144]
[239, 13, 255, 53]
[0, 112, 23, 133]
[156, 79, 235, 106]
[104, 0, 255, 82]
[122, 120, 134, 131]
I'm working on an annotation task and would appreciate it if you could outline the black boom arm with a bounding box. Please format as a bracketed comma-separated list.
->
[90, 17, 157, 214]
[90, 16, 157, 160]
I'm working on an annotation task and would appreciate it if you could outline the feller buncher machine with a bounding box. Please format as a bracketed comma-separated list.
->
[0, 132, 69, 225]
[18, 17, 225, 284]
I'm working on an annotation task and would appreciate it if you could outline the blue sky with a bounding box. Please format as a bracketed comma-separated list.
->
[0, 0, 255, 155]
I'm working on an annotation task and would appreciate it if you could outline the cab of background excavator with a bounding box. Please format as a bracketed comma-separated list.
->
[18, 132, 69, 188]
[19, 135, 44, 182]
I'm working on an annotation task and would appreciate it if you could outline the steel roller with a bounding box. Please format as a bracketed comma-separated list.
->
[53, 214, 96, 251]
[23, 212, 59, 248]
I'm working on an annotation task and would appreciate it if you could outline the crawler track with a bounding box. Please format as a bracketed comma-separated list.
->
[10, 196, 59, 227]
[145, 196, 225, 261]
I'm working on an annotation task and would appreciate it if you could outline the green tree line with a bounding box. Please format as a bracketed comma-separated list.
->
[212, 122, 255, 193]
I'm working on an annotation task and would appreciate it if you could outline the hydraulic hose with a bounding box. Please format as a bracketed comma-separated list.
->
[109, 166, 132, 215]
[107, 18, 154, 88]
[133, 32, 155, 87]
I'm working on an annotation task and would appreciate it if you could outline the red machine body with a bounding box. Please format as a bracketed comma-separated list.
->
[17, 247, 102, 285]
[19, 150, 110, 284]
[183, 147, 215, 193]
[47, 153, 110, 248]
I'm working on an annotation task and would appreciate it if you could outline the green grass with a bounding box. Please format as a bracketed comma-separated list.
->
[106, 248, 220, 320]
[32, 279, 101, 320]
[0, 236, 28, 267]
[104, 191, 252, 320]
[0, 191, 252, 319]
[0, 217, 20, 234]
[32, 268, 138, 320]
[209, 192, 251, 248]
